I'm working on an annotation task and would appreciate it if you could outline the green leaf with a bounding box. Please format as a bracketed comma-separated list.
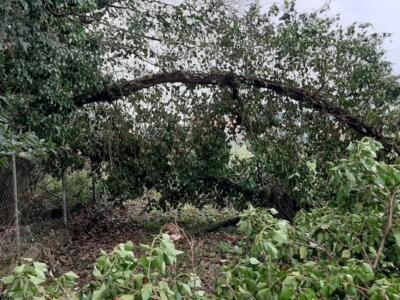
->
[345, 169, 356, 184]
[92, 283, 107, 300]
[273, 228, 288, 244]
[133, 274, 144, 289]
[179, 283, 192, 296]
[64, 271, 79, 281]
[141, 283, 153, 300]
[93, 267, 102, 278]
[281, 276, 297, 300]
[375, 176, 385, 187]
[257, 288, 271, 299]
[153, 255, 166, 274]
[299, 246, 308, 259]
[341, 250, 351, 258]
[141, 244, 152, 251]
[249, 257, 260, 265]
[306, 161, 317, 171]
[29, 274, 46, 285]
[301, 288, 317, 299]
[124, 241, 135, 251]
[33, 262, 47, 273]
[394, 233, 400, 248]
[2, 275, 15, 284]
[14, 264, 26, 274]
[360, 263, 375, 281]
[270, 208, 279, 215]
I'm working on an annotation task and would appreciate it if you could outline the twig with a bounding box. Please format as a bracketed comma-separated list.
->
[355, 236, 373, 267]
[373, 189, 399, 270]
[356, 285, 369, 298]
[295, 238, 334, 260]
[174, 216, 196, 275]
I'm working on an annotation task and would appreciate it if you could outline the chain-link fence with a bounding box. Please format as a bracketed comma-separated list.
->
[0, 154, 99, 271]
[0, 153, 19, 267]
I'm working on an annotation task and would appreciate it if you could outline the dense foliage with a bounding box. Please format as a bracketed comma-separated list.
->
[2, 0, 400, 297]
[1, 0, 399, 209]
[2, 138, 400, 299]
[216, 138, 400, 299]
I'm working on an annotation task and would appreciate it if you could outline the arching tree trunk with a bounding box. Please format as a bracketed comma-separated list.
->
[74, 71, 400, 154]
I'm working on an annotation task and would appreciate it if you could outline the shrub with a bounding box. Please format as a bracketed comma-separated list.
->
[1, 235, 205, 300]
[2, 138, 400, 299]
[215, 138, 400, 299]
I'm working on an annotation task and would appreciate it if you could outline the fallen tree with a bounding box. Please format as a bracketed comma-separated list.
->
[75, 71, 400, 154]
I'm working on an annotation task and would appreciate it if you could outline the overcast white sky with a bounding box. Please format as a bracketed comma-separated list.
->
[261, 0, 400, 74]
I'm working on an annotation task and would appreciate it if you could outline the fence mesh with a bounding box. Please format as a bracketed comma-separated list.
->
[0, 154, 17, 267]
[0, 154, 98, 272]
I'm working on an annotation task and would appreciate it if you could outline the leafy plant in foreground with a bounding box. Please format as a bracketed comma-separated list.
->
[1, 234, 206, 300]
[82, 234, 204, 300]
[1, 258, 78, 299]
[216, 138, 400, 299]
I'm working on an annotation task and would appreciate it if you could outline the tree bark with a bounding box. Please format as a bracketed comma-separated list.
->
[74, 71, 400, 154]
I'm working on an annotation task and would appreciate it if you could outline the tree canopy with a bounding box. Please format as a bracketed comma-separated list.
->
[1, 0, 399, 208]
[3, 1, 400, 299]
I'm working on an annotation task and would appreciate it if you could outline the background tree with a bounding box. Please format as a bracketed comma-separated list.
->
[1, 0, 399, 213]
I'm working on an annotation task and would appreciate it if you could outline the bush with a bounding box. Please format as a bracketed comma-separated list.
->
[1, 234, 205, 300]
[215, 138, 400, 299]
[2, 138, 400, 299]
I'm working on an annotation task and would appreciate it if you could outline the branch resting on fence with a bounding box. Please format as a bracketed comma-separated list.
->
[74, 71, 400, 154]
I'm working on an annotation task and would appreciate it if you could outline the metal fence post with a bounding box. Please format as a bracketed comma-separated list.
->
[62, 170, 68, 226]
[92, 173, 96, 203]
[11, 152, 21, 253]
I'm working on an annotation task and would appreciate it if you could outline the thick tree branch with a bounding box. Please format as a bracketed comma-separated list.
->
[74, 71, 400, 153]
